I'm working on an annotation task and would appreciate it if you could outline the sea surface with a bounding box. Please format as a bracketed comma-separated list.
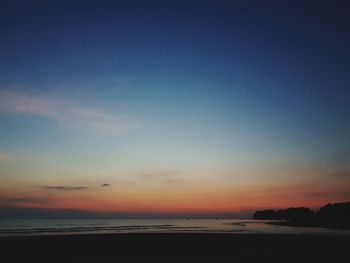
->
[0, 219, 349, 237]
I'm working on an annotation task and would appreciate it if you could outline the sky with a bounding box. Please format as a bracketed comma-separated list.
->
[0, 0, 350, 217]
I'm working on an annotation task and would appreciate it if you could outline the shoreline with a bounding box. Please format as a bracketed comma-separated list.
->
[1, 232, 349, 262]
[268, 221, 350, 230]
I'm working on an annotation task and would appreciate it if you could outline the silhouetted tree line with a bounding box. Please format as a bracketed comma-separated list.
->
[253, 202, 350, 229]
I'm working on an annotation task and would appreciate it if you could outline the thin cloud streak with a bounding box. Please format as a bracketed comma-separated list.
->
[0, 90, 138, 136]
[330, 170, 350, 179]
[0, 196, 48, 205]
[0, 152, 13, 162]
[143, 169, 183, 178]
[0, 194, 56, 207]
[45, 186, 89, 191]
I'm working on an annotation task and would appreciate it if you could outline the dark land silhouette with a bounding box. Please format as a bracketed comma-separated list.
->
[1, 202, 349, 262]
[253, 201, 350, 229]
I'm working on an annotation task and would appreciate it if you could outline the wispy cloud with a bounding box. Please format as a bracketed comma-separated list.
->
[143, 169, 185, 185]
[101, 184, 110, 187]
[143, 169, 182, 178]
[303, 189, 350, 199]
[0, 152, 13, 162]
[44, 186, 89, 191]
[0, 196, 47, 205]
[329, 169, 350, 179]
[0, 90, 138, 135]
[0, 195, 54, 207]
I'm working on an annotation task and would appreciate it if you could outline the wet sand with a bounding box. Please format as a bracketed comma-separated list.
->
[1, 233, 349, 262]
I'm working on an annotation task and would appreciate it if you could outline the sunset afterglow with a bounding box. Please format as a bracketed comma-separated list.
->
[1, 0, 349, 218]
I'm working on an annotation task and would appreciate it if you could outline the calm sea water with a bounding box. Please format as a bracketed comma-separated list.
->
[0, 219, 349, 236]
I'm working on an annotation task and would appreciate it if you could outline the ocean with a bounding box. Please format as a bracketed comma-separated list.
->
[1, 219, 350, 236]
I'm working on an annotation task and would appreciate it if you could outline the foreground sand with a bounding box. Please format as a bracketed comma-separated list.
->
[1, 233, 349, 262]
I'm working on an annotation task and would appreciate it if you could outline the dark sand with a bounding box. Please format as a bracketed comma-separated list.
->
[1, 233, 349, 262]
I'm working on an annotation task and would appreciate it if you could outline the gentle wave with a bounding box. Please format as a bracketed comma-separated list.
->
[1, 219, 350, 236]
[0, 224, 205, 235]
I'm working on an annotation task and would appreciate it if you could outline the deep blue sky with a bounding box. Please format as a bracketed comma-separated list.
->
[0, 0, 349, 212]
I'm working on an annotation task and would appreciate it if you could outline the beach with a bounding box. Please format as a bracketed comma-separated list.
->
[1, 233, 349, 262]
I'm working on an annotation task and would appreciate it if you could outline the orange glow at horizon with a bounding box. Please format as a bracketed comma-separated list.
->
[1, 177, 348, 215]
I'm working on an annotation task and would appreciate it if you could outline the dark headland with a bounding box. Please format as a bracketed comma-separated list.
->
[1, 201, 349, 262]
[253, 201, 350, 229]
